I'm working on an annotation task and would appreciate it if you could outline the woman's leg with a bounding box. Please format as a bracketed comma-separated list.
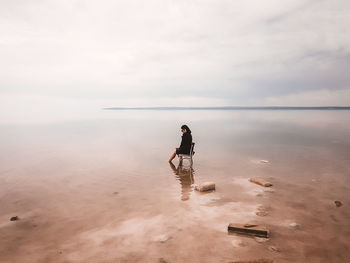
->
[169, 150, 177, 162]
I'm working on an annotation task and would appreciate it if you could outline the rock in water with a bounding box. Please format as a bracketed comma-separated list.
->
[268, 246, 280, 252]
[256, 211, 268, 217]
[289, 222, 300, 229]
[194, 182, 215, 192]
[153, 234, 170, 243]
[249, 178, 273, 187]
[231, 239, 245, 247]
[256, 205, 267, 211]
[335, 201, 342, 207]
[255, 237, 270, 243]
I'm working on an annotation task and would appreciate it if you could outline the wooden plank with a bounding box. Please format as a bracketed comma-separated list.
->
[228, 259, 273, 263]
[249, 178, 273, 187]
[228, 224, 269, 238]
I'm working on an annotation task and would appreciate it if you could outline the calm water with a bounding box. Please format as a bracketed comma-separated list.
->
[1, 110, 350, 262]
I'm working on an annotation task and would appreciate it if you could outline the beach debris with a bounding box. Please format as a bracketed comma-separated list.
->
[153, 234, 171, 243]
[228, 224, 269, 238]
[159, 258, 168, 263]
[268, 246, 280, 253]
[256, 205, 268, 211]
[10, 216, 19, 221]
[228, 259, 273, 263]
[249, 178, 273, 187]
[231, 239, 245, 247]
[260, 160, 269, 163]
[330, 214, 339, 222]
[194, 182, 215, 192]
[255, 237, 270, 243]
[256, 211, 268, 217]
[256, 205, 269, 216]
[289, 222, 300, 229]
[334, 201, 342, 207]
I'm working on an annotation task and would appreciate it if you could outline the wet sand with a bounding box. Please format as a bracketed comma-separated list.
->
[1, 110, 350, 262]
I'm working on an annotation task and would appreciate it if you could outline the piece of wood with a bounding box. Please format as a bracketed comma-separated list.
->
[228, 223, 269, 238]
[228, 259, 273, 263]
[249, 178, 273, 187]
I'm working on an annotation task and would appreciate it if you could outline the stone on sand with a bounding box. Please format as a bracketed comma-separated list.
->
[254, 237, 270, 243]
[194, 182, 215, 192]
[256, 211, 268, 217]
[260, 160, 269, 163]
[334, 201, 342, 207]
[153, 234, 171, 243]
[289, 222, 300, 229]
[268, 246, 280, 252]
[231, 239, 245, 247]
[256, 205, 268, 212]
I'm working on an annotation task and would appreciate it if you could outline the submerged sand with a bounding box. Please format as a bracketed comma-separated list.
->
[1, 110, 350, 262]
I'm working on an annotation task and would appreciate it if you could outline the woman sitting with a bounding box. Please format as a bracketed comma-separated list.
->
[169, 125, 192, 162]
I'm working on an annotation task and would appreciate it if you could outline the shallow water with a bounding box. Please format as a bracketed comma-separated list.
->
[0, 110, 350, 262]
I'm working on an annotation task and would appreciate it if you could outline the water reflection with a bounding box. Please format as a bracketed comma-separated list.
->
[169, 161, 195, 201]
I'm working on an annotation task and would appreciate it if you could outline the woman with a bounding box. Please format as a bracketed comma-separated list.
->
[169, 125, 192, 162]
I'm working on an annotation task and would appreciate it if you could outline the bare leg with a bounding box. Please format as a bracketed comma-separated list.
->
[169, 150, 177, 162]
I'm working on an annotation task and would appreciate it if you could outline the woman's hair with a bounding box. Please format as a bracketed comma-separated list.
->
[181, 125, 191, 133]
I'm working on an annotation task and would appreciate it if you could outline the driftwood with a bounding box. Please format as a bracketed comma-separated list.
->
[228, 260, 273, 263]
[249, 178, 273, 187]
[228, 224, 269, 238]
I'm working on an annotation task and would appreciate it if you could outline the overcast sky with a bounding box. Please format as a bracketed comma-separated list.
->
[1, 0, 350, 108]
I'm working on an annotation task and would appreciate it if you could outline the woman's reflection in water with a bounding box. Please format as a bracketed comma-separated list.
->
[169, 161, 195, 201]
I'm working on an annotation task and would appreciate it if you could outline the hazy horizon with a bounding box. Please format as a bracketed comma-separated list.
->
[104, 106, 350, 109]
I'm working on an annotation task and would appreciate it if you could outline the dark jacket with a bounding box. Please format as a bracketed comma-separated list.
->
[177, 132, 192, 154]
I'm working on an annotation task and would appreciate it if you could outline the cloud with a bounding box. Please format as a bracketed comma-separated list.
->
[261, 88, 350, 106]
[0, 0, 349, 106]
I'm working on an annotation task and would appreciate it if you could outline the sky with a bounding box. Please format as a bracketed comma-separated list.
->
[1, 0, 350, 114]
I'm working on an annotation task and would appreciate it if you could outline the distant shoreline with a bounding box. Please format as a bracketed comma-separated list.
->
[104, 106, 350, 111]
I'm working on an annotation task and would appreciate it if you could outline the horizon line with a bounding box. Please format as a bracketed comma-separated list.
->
[103, 106, 350, 110]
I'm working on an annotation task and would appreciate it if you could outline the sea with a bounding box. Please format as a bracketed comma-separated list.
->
[0, 108, 349, 262]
